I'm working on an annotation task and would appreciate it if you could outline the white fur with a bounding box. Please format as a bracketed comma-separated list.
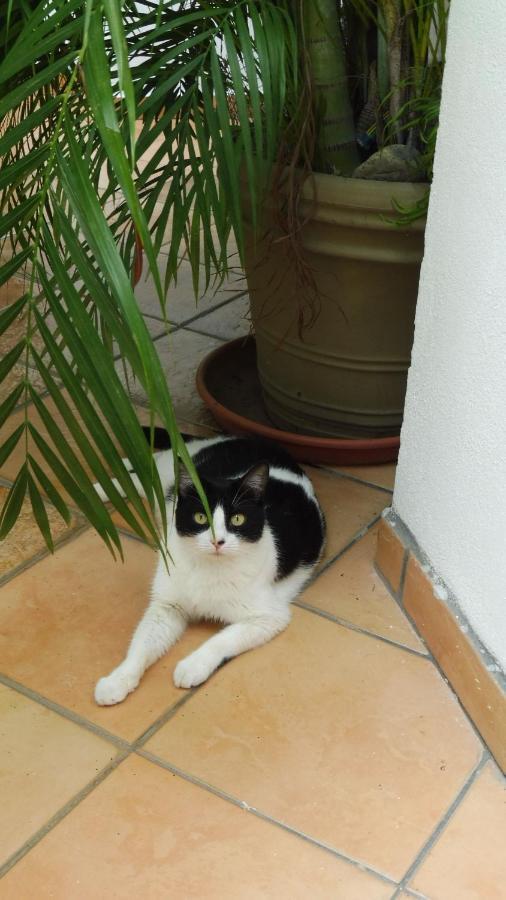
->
[94, 439, 319, 705]
[268, 466, 317, 502]
[95, 510, 313, 705]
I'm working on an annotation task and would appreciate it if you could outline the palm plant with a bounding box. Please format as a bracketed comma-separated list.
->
[295, 0, 447, 182]
[0, 0, 448, 553]
[0, 0, 296, 555]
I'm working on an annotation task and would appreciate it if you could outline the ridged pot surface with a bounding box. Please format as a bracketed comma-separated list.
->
[244, 172, 427, 439]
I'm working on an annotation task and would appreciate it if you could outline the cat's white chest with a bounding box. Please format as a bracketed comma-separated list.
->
[164, 528, 278, 624]
[183, 563, 253, 621]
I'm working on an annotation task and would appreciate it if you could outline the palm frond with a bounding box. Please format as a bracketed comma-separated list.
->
[0, 0, 295, 554]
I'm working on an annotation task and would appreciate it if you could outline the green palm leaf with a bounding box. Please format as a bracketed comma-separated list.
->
[0, 0, 295, 555]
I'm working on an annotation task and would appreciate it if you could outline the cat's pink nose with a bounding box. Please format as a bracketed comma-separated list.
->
[212, 539, 225, 549]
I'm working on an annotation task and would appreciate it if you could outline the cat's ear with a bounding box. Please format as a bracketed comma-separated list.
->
[177, 462, 194, 496]
[239, 462, 269, 498]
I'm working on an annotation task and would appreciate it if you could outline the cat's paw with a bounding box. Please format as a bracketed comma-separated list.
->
[173, 652, 216, 689]
[95, 668, 138, 706]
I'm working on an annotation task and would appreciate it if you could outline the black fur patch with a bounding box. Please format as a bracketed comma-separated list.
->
[175, 467, 266, 544]
[179, 437, 325, 576]
[142, 428, 325, 577]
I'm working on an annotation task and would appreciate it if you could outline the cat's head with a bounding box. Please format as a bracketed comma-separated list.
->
[174, 463, 269, 557]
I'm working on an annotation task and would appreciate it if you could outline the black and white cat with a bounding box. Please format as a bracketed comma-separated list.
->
[95, 429, 325, 705]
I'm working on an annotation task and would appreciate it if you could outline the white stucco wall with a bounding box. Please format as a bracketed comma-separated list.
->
[393, 0, 506, 669]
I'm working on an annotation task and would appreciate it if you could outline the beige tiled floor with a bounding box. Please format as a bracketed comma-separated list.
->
[1, 275, 505, 897]
[301, 525, 425, 653]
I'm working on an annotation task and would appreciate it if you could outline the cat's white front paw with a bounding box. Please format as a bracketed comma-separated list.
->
[173, 651, 216, 689]
[95, 667, 139, 706]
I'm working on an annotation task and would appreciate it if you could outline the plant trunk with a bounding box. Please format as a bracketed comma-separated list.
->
[304, 0, 359, 175]
[379, 0, 403, 142]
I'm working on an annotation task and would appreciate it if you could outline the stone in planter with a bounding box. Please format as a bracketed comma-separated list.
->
[352, 145, 424, 183]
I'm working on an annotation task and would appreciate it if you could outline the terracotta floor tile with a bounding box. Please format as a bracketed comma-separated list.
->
[0, 684, 117, 866]
[410, 760, 506, 899]
[404, 556, 506, 773]
[333, 463, 397, 491]
[376, 516, 406, 593]
[1, 755, 393, 899]
[0, 530, 218, 741]
[0, 486, 81, 579]
[145, 607, 481, 880]
[305, 467, 389, 567]
[302, 527, 425, 653]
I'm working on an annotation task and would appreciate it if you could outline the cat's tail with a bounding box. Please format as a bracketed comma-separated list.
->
[140, 425, 172, 450]
[140, 425, 197, 450]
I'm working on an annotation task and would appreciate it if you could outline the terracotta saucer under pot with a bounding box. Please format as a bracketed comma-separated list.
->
[196, 337, 400, 466]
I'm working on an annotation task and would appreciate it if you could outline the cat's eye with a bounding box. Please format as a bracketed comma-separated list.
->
[193, 511, 207, 525]
[230, 513, 246, 527]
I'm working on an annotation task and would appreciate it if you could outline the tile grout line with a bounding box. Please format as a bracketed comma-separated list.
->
[376, 566, 416, 627]
[374, 562, 431, 651]
[0, 521, 91, 589]
[310, 513, 384, 583]
[0, 749, 131, 880]
[0, 631, 227, 875]
[396, 546, 410, 604]
[0, 552, 489, 888]
[0, 673, 130, 752]
[293, 599, 429, 659]
[384, 511, 506, 694]
[390, 750, 490, 898]
[0, 676, 216, 879]
[171, 289, 248, 328]
[0, 663, 207, 758]
[141, 288, 248, 328]
[132, 689, 198, 748]
[303, 521, 491, 746]
[313, 463, 394, 496]
[375, 565, 489, 751]
[287, 510, 431, 657]
[397, 889, 430, 900]
[136, 748, 399, 889]
[180, 324, 243, 343]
